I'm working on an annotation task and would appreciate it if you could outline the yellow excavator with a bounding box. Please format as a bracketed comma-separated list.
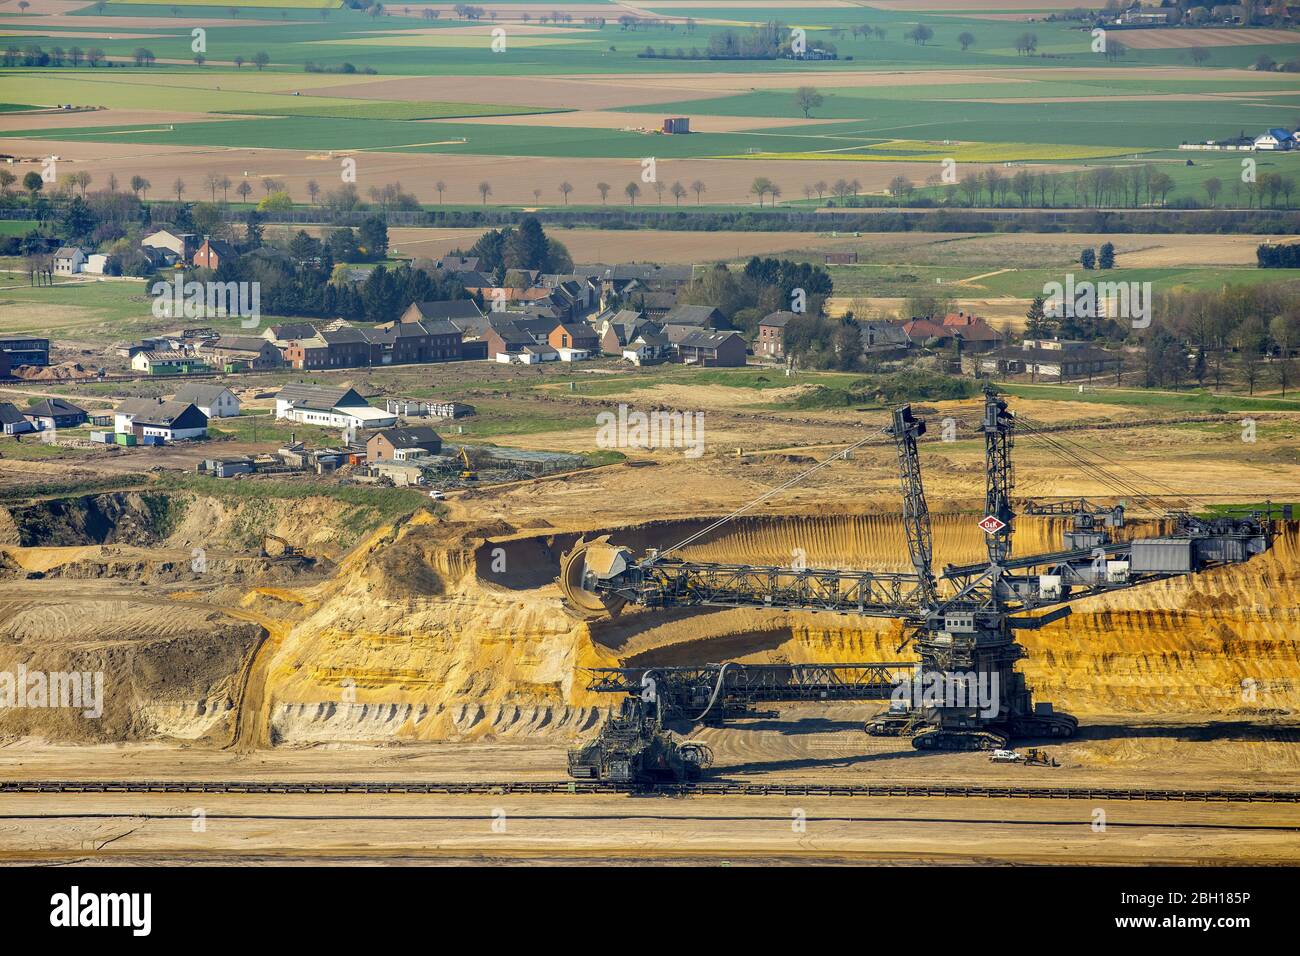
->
[458, 447, 477, 482]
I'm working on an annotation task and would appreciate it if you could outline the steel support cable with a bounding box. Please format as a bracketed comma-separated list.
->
[1017, 414, 1191, 505]
[1017, 414, 1204, 510]
[1015, 426, 1141, 499]
[651, 429, 885, 562]
[1015, 419, 1168, 512]
[1021, 427, 1178, 515]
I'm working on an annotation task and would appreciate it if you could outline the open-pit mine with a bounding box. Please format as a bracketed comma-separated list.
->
[0, 391, 1297, 867]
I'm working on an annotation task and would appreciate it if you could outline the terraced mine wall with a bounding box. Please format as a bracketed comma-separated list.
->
[251, 512, 1298, 745]
[1, 506, 1293, 748]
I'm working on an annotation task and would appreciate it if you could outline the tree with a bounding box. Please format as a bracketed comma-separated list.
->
[68, 170, 92, 197]
[252, 52, 270, 71]
[624, 181, 640, 205]
[1203, 176, 1222, 207]
[887, 175, 913, 200]
[794, 86, 823, 118]
[1190, 46, 1210, 66]
[234, 55, 245, 70]
[1025, 295, 1050, 338]
[1271, 314, 1295, 396]
[21, 171, 42, 195]
[18, 1, 29, 11]
[558, 181, 573, 205]
[173, 177, 185, 201]
[194, 53, 205, 66]
[477, 181, 492, 204]
[130, 174, 149, 198]
[307, 179, 321, 204]
[691, 179, 706, 204]
[1098, 241, 1115, 269]
[236, 180, 252, 203]
[670, 181, 686, 205]
[359, 216, 389, 259]
[907, 24, 933, 45]
[596, 181, 610, 204]
[204, 172, 221, 201]
[1080, 247, 1096, 270]
[750, 176, 773, 206]
[958, 31, 975, 51]
[1012, 168, 1033, 206]
[0, 170, 14, 194]
[435, 180, 445, 204]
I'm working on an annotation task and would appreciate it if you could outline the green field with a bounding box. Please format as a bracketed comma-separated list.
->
[110, 0, 342, 7]
[0, 2, 1296, 207]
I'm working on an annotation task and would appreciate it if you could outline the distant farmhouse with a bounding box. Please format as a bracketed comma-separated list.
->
[1181, 127, 1299, 151]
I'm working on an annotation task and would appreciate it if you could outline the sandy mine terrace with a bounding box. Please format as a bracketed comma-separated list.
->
[1, 718, 1298, 865]
[1, 793, 1296, 865]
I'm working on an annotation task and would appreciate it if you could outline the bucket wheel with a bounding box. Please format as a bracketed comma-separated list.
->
[558, 535, 628, 618]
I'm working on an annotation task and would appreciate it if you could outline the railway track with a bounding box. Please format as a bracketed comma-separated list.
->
[3, 780, 1299, 803]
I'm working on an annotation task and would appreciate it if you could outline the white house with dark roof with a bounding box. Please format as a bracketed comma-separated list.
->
[0, 401, 35, 435]
[114, 398, 208, 440]
[274, 384, 396, 430]
[172, 384, 240, 419]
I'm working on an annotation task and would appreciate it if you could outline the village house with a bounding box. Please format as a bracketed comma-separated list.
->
[939, 311, 1004, 353]
[203, 335, 283, 371]
[483, 320, 539, 362]
[756, 311, 796, 360]
[130, 350, 210, 375]
[399, 299, 485, 325]
[24, 398, 88, 430]
[859, 320, 911, 354]
[622, 327, 671, 366]
[0, 402, 35, 435]
[53, 246, 86, 275]
[172, 384, 240, 419]
[114, 398, 209, 441]
[141, 230, 199, 263]
[192, 237, 237, 270]
[366, 426, 443, 462]
[676, 329, 747, 367]
[976, 339, 1117, 382]
[661, 304, 726, 329]
[548, 321, 600, 360]
[274, 384, 396, 431]
[368, 319, 464, 365]
[596, 310, 652, 355]
[263, 322, 319, 348]
[433, 255, 480, 273]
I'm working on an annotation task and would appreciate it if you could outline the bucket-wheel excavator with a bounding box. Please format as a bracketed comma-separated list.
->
[560, 388, 1277, 782]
